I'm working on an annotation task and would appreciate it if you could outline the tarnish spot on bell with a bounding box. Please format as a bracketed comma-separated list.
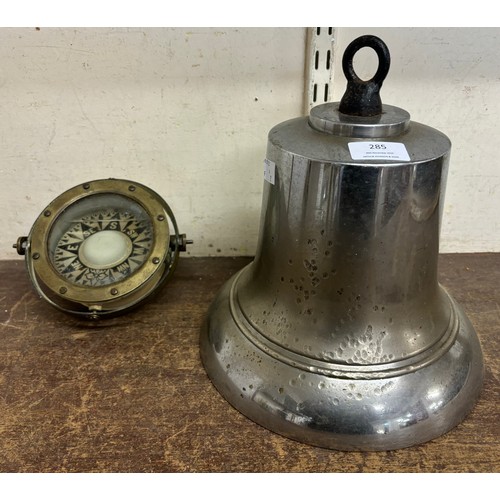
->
[321, 325, 390, 364]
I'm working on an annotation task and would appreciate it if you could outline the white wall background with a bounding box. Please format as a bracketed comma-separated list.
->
[1, 27, 499, 260]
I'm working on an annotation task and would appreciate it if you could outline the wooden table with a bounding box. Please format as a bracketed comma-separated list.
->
[0, 255, 498, 472]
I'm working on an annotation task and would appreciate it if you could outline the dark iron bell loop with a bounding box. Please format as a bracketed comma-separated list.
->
[201, 35, 484, 451]
[339, 34, 390, 116]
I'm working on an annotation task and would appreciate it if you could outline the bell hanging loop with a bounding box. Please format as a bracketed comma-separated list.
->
[339, 35, 391, 116]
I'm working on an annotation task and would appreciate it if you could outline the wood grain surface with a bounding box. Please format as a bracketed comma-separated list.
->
[0, 255, 498, 472]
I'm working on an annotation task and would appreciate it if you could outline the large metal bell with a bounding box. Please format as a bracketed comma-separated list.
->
[200, 35, 484, 451]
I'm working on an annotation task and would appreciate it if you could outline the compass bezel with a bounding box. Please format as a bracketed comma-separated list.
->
[26, 179, 174, 314]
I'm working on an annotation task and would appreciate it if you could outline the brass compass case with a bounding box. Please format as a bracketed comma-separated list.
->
[17, 178, 188, 318]
[200, 36, 484, 450]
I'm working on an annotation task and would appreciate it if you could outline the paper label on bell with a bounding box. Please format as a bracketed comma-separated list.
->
[348, 142, 411, 161]
[264, 158, 276, 184]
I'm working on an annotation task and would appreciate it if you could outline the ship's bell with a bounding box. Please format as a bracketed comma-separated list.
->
[200, 35, 484, 451]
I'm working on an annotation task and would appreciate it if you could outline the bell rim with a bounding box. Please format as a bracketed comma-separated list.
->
[201, 275, 484, 451]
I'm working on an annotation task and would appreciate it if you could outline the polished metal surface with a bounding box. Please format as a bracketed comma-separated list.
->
[201, 36, 484, 450]
[202, 277, 483, 451]
[309, 103, 410, 138]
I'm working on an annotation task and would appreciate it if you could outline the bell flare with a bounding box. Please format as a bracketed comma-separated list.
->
[201, 268, 484, 451]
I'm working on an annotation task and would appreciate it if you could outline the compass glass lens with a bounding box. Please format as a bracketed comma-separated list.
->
[78, 230, 133, 270]
[47, 193, 154, 287]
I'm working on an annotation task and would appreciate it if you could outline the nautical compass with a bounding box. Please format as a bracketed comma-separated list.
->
[15, 179, 190, 318]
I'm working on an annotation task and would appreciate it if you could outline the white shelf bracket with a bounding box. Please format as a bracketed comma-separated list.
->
[304, 27, 335, 114]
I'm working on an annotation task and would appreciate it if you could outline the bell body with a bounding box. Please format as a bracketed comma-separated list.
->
[201, 103, 484, 450]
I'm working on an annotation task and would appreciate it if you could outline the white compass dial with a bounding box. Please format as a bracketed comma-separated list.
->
[51, 203, 153, 287]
